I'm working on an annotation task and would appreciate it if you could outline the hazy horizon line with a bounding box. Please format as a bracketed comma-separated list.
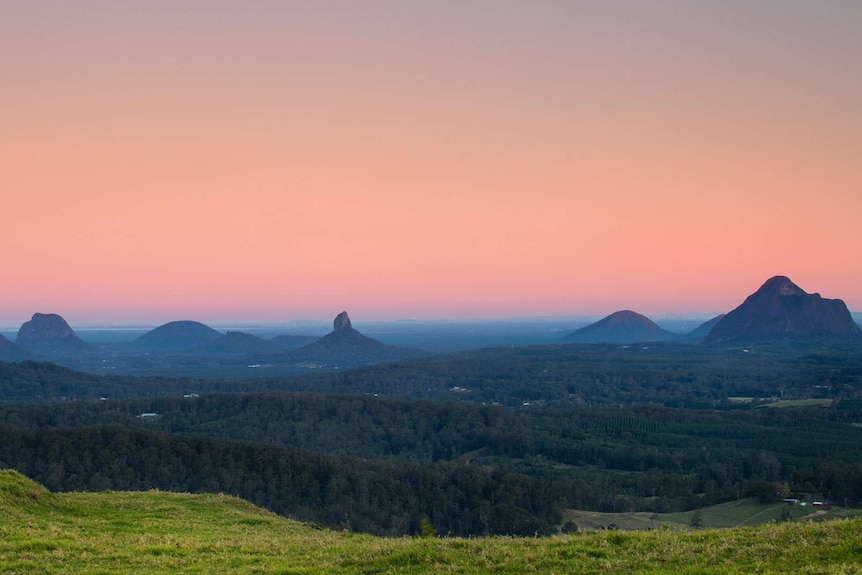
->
[3, 309, 862, 333]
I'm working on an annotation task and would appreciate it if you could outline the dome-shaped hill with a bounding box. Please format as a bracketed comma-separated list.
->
[134, 320, 222, 351]
[564, 310, 681, 344]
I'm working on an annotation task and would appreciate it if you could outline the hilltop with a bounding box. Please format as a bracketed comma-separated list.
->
[704, 276, 861, 343]
[292, 311, 425, 365]
[14, 313, 89, 353]
[133, 320, 223, 351]
[564, 310, 680, 344]
[1, 470, 861, 574]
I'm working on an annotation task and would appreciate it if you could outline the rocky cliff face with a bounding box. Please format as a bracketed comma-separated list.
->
[333, 311, 353, 332]
[703, 276, 860, 343]
[15, 313, 87, 350]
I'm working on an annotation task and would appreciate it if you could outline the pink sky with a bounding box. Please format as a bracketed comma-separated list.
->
[2, 2, 861, 326]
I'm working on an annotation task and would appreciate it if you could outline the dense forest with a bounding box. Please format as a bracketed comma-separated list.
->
[2, 391, 862, 536]
[2, 339, 862, 536]
[4, 338, 862, 407]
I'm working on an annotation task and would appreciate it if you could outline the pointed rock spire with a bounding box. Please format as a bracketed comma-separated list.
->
[333, 311, 352, 332]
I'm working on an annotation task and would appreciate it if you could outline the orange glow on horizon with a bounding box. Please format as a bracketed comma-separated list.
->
[2, 2, 860, 326]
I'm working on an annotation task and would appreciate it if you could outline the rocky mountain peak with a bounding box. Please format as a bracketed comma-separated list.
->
[333, 311, 352, 332]
[703, 276, 860, 343]
[16, 313, 85, 348]
[759, 275, 805, 297]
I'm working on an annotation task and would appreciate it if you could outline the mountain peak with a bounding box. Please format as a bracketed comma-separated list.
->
[333, 311, 352, 332]
[564, 310, 679, 344]
[704, 276, 860, 343]
[604, 310, 652, 324]
[759, 275, 805, 296]
[134, 320, 222, 351]
[15, 313, 87, 350]
[293, 312, 423, 366]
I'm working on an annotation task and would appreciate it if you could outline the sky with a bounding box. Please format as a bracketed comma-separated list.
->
[2, 1, 861, 326]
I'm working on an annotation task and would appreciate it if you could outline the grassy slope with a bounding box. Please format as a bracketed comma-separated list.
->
[568, 499, 862, 532]
[2, 470, 862, 574]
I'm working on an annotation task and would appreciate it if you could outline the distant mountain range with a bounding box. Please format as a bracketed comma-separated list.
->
[0, 310, 424, 376]
[2, 276, 858, 374]
[562, 276, 859, 345]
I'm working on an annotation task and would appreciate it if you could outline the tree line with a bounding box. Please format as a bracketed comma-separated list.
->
[2, 392, 862, 535]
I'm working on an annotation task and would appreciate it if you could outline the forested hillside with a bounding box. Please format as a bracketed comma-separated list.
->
[2, 338, 862, 536]
[2, 392, 862, 535]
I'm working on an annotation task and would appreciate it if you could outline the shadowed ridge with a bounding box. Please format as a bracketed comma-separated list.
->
[0, 333, 35, 361]
[685, 314, 725, 340]
[269, 334, 318, 349]
[200, 331, 281, 355]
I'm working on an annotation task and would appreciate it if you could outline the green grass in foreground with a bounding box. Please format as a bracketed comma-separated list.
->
[2, 470, 862, 574]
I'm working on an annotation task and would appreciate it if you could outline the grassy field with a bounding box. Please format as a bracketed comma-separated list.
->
[2, 469, 862, 574]
[567, 498, 862, 532]
[726, 398, 835, 408]
[759, 399, 835, 409]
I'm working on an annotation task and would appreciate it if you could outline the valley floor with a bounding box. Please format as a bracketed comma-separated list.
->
[2, 471, 862, 574]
